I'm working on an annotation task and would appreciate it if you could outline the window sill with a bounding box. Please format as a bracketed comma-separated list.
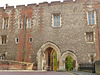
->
[18, 28, 22, 29]
[87, 24, 96, 28]
[3, 28, 9, 30]
[87, 24, 96, 26]
[0, 44, 7, 45]
[26, 27, 31, 29]
[52, 25, 62, 28]
[87, 42, 94, 44]
[15, 43, 19, 44]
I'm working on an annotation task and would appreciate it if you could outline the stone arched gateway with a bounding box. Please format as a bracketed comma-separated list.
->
[61, 50, 78, 71]
[37, 42, 61, 70]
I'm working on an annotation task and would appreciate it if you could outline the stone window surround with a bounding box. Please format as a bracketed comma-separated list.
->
[84, 32, 95, 43]
[2, 18, 9, 29]
[29, 37, 32, 43]
[0, 35, 8, 45]
[52, 13, 62, 27]
[15, 38, 19, 44]
[27, 19, 31, 28]
[18, 19, 23, 29]
[86, 11, 96, 25]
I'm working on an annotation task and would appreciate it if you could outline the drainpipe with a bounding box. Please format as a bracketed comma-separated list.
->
[22, 14, 27, 62]
[96, 8, 100, 60]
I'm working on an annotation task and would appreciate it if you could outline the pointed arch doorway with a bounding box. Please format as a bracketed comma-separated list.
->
[44, 47, 57, 71]
[37, 42, 61, 71]
[65, 56, 74, 71]
[61, 50, 78, 71]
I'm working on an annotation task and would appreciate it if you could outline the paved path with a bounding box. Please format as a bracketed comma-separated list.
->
[71, 71, 100, 75]
[0, 71, 75, 75]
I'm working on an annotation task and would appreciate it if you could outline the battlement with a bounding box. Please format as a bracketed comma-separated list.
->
[27, 3, 37, 8]
[0, 0, 82, 10]
[6, 6, 14, 9]
[1, 0, 99, 11]
[16, 5, 26, 9]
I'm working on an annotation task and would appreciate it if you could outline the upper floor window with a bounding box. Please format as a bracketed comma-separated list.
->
[87, 11, 96, 25]
[27, 19, 31, 28]
[18, 19, 23, 29]
[86, 32, 94, 42]
[15, 38, 19, 44]
[3, 18, 9, 29]
[52, 14, 61, 27]
[0, 35, 7, 45]
[29, 38, 32, 43]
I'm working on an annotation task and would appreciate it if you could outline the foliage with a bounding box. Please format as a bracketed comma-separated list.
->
[65, 56, 73, 71]
[53, 51, 57, 71]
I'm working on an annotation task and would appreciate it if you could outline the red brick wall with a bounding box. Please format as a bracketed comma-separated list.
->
[17, 8, 33, 62]
[92, 2, 100, 60]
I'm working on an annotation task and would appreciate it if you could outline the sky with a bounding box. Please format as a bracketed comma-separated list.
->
[0, 0, 64, 7]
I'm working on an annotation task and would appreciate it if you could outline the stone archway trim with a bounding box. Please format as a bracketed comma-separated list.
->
[60, 50, 78, 71]
[37, 42, 61, 70]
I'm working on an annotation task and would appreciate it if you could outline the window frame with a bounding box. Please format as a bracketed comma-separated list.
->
[2, 18, 9, 29]
[15, 38, 19, 44]
[27, 19, 31, 28]
[86, 32, 94, 43]
[0, 35, 7, 45]
[29, 37, 32, 43]
[87, 11, 96, 25]
[18, 19, 23, 29]
[52, 13, 62, 27]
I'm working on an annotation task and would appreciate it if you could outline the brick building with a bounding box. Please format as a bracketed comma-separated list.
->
[0, 0, 100, 70]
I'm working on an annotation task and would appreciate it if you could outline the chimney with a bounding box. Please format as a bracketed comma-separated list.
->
[6, 4, 9, 8]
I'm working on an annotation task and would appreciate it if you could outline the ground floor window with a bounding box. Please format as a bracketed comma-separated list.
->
[86, 32, 94, 42]
[0, 35, 7, 45]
